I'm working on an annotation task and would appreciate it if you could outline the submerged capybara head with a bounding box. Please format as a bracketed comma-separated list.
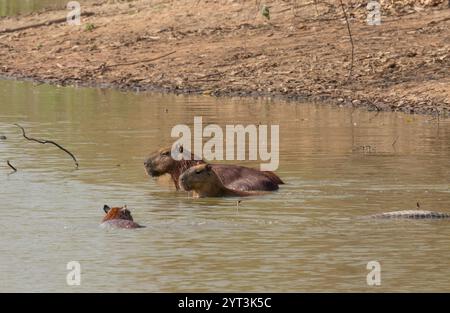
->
[102, 205, 134, 222]
[179, 164, 221, 192]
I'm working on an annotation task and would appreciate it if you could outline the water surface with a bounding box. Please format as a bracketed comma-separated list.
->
[0, 0, 68, 17]
[0, 79, 449, 292]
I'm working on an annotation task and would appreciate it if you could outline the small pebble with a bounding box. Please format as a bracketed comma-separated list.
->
[0, 135, 6, 140]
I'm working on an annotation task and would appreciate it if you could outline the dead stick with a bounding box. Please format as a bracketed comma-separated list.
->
[104, 51, 177, 69]
[392, 135, 399, 147]
[14, 124, 79, 169]
[7, 160, 17, 172]
[338, 0, 354, 80]
[0, 12, 94, 35]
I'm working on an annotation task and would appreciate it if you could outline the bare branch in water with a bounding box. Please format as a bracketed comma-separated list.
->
[7, 160, 17, 172]
[14, 124, 79, 169]
[392, 135, 400, 147]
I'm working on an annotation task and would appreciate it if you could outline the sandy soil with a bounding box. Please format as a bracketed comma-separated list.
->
[0, 0, 449, 115]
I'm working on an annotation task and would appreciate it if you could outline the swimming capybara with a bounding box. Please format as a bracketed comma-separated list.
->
[100, 205, 144, 229]
[179, 164, 267, 198]
[144, 146, 284, 191]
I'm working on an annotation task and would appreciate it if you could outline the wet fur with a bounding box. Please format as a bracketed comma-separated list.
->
[209, 164, 282, 191]
[101, 205, 144, 229]
[145, 146, 284, 191]
[180, 164, 268, 198]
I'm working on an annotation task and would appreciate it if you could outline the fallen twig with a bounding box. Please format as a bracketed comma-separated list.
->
[102, 51, 177, 69]
[392, 135, 399, 147]
[14, 124, 79, 169]
[292, 0, 334, 12]
[7, 160, 17, 172]
[368, 110, 380, 122]
[0, 12, 94, 35]
[427, 16, 450, 27]
[190, 72, 223, 82]
[338, 0, 354, 80]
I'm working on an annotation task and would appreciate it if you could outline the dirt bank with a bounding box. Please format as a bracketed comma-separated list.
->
[0, 0, 449, 115]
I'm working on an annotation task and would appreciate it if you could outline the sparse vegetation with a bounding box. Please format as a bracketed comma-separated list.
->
[84, 23, 96, 32]
[0, 0, 448, 115]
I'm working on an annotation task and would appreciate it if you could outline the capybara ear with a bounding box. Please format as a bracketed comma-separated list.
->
[103, 205, 111, 213]
[179, 144, 184, 153]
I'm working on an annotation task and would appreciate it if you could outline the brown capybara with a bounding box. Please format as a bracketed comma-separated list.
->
[100, 205, 144, 229]
[144, 146, 284, 191]
[179, 164, 268, 198]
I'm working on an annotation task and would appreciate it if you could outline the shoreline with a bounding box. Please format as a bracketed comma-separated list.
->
[0, 72, 411, 115]
[2, 70, 447, 118]
[1, 1, 449, 116]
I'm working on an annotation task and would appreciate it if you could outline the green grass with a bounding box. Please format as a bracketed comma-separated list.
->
[84, 23, 96, 32]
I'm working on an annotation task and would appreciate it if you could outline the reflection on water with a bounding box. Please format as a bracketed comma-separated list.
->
[0, 0, 67, 17]
[0, 79, 449, 292]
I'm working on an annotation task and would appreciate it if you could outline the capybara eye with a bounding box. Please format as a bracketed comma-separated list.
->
[162, 151, 170, 156]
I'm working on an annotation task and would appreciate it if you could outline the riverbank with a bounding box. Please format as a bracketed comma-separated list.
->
[0, 0, 449, 115]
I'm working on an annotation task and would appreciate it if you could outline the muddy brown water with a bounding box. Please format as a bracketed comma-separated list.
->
[0, 0, 68, 17]
[0, 79, 449, 292]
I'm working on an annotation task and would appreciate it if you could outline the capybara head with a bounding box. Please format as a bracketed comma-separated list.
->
[180, 164, 221, 192]
[144, 145, 184, 177]
[144, 145, 202, 178]
[102, 205, 134, 222]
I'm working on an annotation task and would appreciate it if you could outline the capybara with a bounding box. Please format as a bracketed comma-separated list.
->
[100, 205, 144, 229]
[179, 164, 268, 198]
[144, 146, 283, 191]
